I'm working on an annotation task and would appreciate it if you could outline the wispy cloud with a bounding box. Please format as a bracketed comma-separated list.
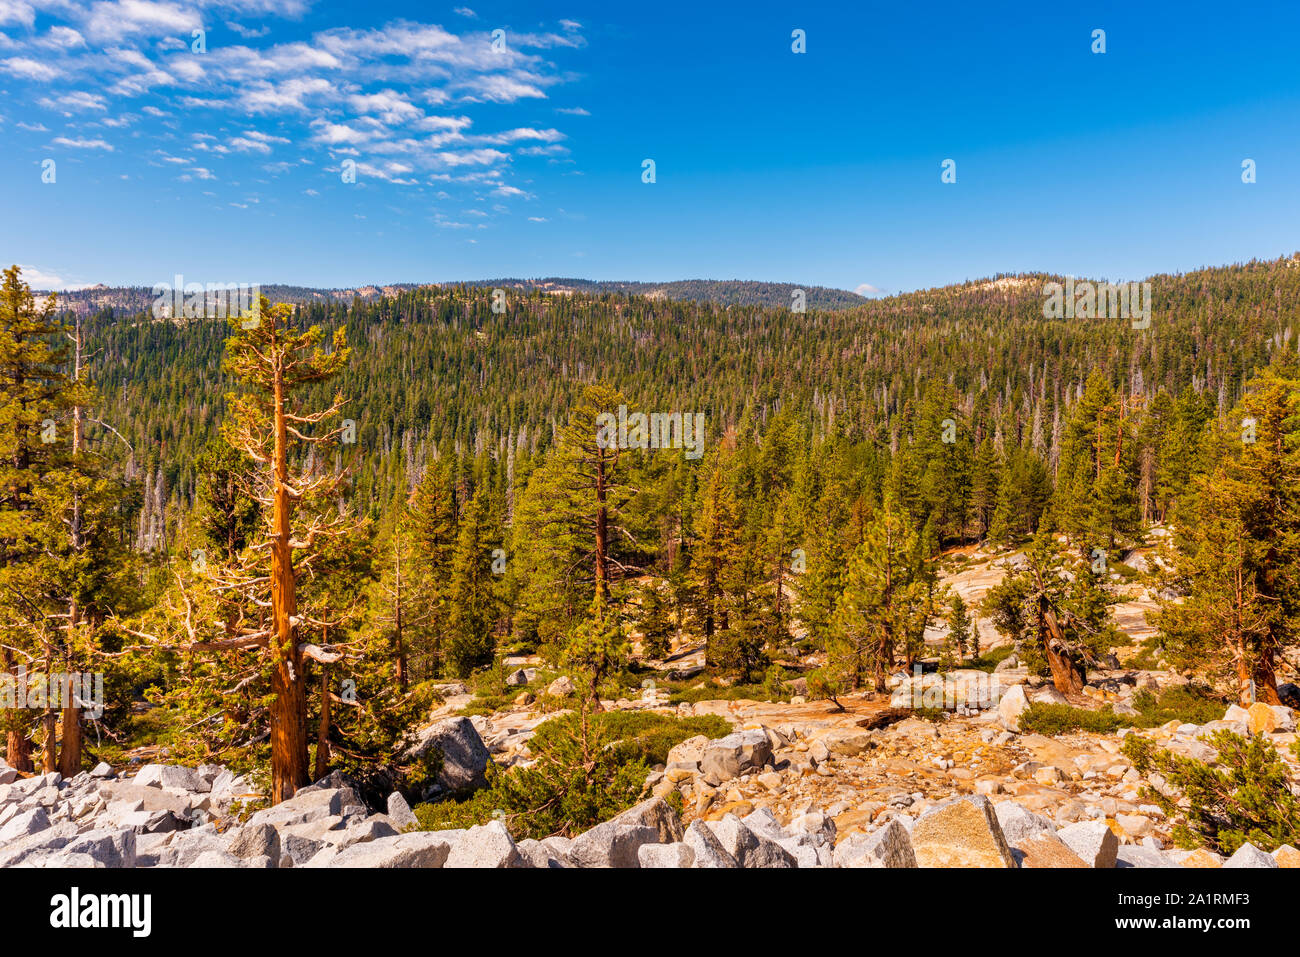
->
[4, 3, 585, 213]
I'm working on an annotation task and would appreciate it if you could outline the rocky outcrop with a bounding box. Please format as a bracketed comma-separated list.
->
[398, 716, 491, 799]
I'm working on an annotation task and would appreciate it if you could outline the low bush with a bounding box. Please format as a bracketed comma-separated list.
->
[1017, 702, 1124, 735]
[414, 710, 727, 840]
[1123, 731, 1300, 853]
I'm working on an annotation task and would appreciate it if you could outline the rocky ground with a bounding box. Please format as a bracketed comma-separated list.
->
[2, 669, 1296, 867]
[3, 544, 1295, 869]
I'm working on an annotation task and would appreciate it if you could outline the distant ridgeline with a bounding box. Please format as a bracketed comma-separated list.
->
[52, 256, 1300, 527]
[37, 277, 869, 316]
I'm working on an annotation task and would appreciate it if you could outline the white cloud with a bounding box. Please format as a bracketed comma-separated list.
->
[0, 1, 34, 28]
[52, 135, 114, 149]
[3, 57, 61, 80]
[43, 26, 86, 47]
[18, 264, 92, 290]
[83, 0, 201, 43]
[348, 89, 421, 124]
[225, 21, 270, 39]
[0, 10, 586, 205]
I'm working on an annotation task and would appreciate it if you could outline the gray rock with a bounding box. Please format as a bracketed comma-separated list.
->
[401, 716, 492, 798]
[328, 832, 455, 868]
[568, 820, 659, 868]
[997, 685, 1029, 732]
[638, 843, 695, 868]
[1057, 820, 1119, 868]
[444, 820, 520, 868]
[60, 828, 137, 868]
[1116, 844, 1179, 868]
[386, 792, 419, 831]
[1223, 842, 1278, 869]
[787, 809, 837, 846]
[910, 794, 1018, 868]
[156, 826, 232, 868]
[683, 820, 738, 868]
[740, 807, 787, 841]
[281, 834, 324, 867]
[515, 838, 569, 868]
[610, 796, 684, 843]
[704, 813, 796, 868]
[331, 818, 398, 850]
[246, 786, 361, 829]
[97, 782, 193, 816]
[994, 801, 1058, 846]
[20, 851, 105, 868]
[188, 850, 244, 868]
[133, 764, 208, 792]
[228, 823, 281, 864]
[0, 822, 77, 867]
[833, 820, 917, 868]
[0, 806, 49, 842]
[547, 676, 574, 697]
[699, 729, 773, 783]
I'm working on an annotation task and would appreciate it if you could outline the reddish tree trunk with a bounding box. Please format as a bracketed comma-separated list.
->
[58, 677, 82, 778]
[1041, 601, 1086, 695]
[1252, 644, 1280, 705]
[269, 369, 309, 804]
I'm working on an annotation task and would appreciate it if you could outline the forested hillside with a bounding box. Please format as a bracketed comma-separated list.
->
[3, 256, 1299, 824]
[38, 276, 867, 319]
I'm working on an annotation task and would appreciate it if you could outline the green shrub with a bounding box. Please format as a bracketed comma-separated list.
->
[529, 710, 730, 767]
[1122, 731, 1300, 854]
[666, 679, 784, 705]
[1130, 685, 1225, 728]
[414, 710, 728, 840]
[1017, 702, 1124, 735]
[967, 644, 1016, 674]
[911, 707, 949, 723]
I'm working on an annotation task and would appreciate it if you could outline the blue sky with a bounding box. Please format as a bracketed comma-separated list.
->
[2, 0, 1299, 294]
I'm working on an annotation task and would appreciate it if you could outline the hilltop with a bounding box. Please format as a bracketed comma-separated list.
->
[33, 277, 868, 316]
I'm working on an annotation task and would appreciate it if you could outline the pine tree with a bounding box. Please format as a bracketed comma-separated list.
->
[445, 485, 498, 677]
[822, 498, 934, 695]
[982, 527, 1121, 694]
[0, 266, 67, 771]
[945, 594, 973, 663]
[1156, 362, 1300, 704]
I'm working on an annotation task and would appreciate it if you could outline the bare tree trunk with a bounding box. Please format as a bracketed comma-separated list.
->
[5, 728, 32, 773]
[2, 647, 33, 772]
[1041, 601, 1085, 695]
[269, 368, 308, 804]
[393, 537, 407, 691]
[1251, 634, 1280, 705]
[594, 455, 608, 601]
[41, 643, 56, 773]
[59, 319, 85, 777]
[314, 665, 330, 782]
[58, 676, 82, 778]
[1235, 640, 1255, 707]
